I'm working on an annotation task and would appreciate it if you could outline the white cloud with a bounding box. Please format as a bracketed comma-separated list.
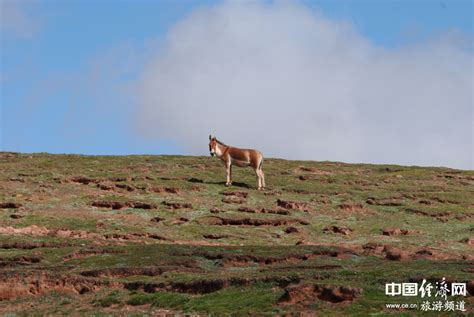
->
[137, 1, 473, 169]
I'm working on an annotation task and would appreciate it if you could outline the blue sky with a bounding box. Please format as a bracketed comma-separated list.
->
[1, 0, 472, 168]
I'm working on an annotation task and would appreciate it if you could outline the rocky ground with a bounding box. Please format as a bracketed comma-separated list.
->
[0, 152, 472, 315]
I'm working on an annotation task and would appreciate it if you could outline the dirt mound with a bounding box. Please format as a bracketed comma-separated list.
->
[170, 279, 228, 294]
[220, 254, 313, 266]
[384, 246, 409, 261]
[0, 225, 105, 240]
[315, 285, 362, 303]
[338, 203, 365, 212]
[0, 241, 71, 249]
[184, 248, 344, 267]
[362, 243, 385, 256]
[210, 207, 223, 214]
[366, 197, 403, 206]
[237, 206, 261, 213]
[0, 225, 50, 236]
[69, 176, 96, 185]
[431, 197, 459, 204]
[204, 216, 309, 226]
[264, 209, 290, 215]
[108, 177, 128, 182]
[92, 201, 126, 209]
[411, 248, 451, 260]
[455, 214, 473, 221]
[285, 227, 299, 234]
[295, 240, 309, 245]
[115, 183, 134, 191]
[97, 183, 114, 190]
[277, 199, 309, 212]
[92, 200, 156, 210]
[405, 208, 450, 221]
[131, 202, 156, 209]
[237, 206, 290, 215]
[418, 199, 432, 205]
[460, 238, 474, 245]
[0, 202, 22, 209]
[125, 279, 227, 294]
[162, 201, 193, 209]
[0, 272, 110, 300]
[150, 187, 181, 194]
[0, 225, 169, 243]
[278, 284, 315, 305]
[279, 284, 362, 305]
[127, 275, 300, 295]
[382, 228, 417, 236]
[103, 232, 170, 241]
[362, 243, 455, 261]
[323, 226, 353, 235]
[172, 217, 189, 225]
[264, 190, 282, 196]
[55, 229, 102, 239]
[80, 267, 167, 278]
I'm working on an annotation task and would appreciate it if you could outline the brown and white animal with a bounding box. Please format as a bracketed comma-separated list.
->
[208, 135, 265, 190]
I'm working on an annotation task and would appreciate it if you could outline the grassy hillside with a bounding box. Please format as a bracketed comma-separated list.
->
[0, 152, 472, 315]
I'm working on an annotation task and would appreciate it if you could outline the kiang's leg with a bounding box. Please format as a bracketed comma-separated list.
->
[226, 163, 232, 186]
[255, 167, 262, 190]
[260, 168, 265, 189]
[256, 157, 265, 190]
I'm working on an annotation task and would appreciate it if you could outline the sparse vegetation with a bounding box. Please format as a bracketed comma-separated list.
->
[0, 152, 472, 315]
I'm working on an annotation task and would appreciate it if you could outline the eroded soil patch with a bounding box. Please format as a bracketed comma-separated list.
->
[203, 216, 309, 226]
[162, 201, 193, 209]
[80, 266, 200, 278]
[125, 275, 300, 295]
[237, 206, 290, 215]
[150, 187, 181, 194]
[0, 203, 22, 209]
[277, 199, 309, 212]
[279, 284, 362, 305]
[382, 228, 417, 236]
[323, 226, 353, 235]
[92, 201, 156, 210]
[0, 272, 112, 301]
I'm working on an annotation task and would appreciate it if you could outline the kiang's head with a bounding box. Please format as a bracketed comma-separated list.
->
[209, 135, 218, 157]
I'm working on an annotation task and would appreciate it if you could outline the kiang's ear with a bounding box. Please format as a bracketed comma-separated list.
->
[209, 135, 212, 140]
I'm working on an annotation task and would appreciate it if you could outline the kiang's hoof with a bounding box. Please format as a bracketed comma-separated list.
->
[225, 182, 232, 187]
